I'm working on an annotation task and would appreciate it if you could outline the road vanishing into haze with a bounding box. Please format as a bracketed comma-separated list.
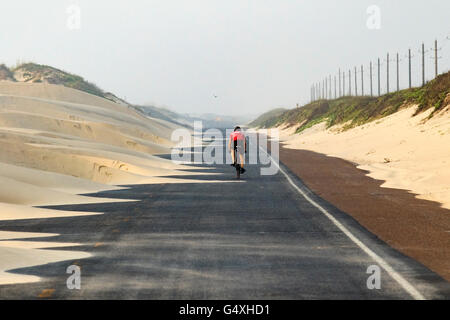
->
[0, 135, 449, 300]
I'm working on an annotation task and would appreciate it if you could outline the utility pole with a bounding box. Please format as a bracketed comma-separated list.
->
[387, 53, 390, 94]
[435, 39, 438, 78]
[396, 53, 399, 92]
[325, 78, 327, 100]
[408, 49, 412, 88]
[349, 70, 352, 96]
[370, 61, 373, 96]
[422, 42, 425, 86]
[378, 58, 381, 96]
[339, 68, 342, 97]
[361, 65, 364, 96]
[354, 66, 358, 96]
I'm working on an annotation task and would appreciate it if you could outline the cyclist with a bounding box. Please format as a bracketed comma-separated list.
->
[229, 126, 246, 174]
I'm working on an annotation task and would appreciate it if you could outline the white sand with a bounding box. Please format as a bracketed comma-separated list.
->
[0, 82, 213, 285]
[0, 203, 102, 221]
[0, 233, 91, 285]
[275, 102, 450, 209]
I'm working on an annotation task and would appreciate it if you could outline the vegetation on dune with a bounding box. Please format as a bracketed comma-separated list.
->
[248, 107, 288, 128]
[134, 105, 187, 127]
[251, 71, 450, 132]
[0, 64, 16, 81]
[1, 62, 131, 105]
[13, 63, 106, 98]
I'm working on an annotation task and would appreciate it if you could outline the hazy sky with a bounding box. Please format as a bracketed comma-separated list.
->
[1, 0, 449, 115]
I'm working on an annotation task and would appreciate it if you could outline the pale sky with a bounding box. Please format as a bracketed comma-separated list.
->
[1, 0, 449, 115]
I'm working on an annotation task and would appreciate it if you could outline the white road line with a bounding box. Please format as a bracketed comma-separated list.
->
[259, 146, 425, 300]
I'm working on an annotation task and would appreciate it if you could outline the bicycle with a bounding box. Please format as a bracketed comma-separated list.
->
[233, 146, 246, 180]
[234, 149, 241, 180]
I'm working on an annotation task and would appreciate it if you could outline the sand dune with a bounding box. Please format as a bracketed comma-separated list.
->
[277, 103, 450, 209]
[0, 81, 194, 186]
[0, 229, 93, 285]
[0, 81, 206, 285]
[0, 203, 102, 221]
[0, 176, 134, 206]
[0, 162, 122, 194]
[0, 235, 91, 285]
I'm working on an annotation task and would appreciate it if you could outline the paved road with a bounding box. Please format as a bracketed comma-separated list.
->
[0, 140, 449, 299]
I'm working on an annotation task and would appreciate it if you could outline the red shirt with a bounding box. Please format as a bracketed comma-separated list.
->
[230, 131, 245, 141]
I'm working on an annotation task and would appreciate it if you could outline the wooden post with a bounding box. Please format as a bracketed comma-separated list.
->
[387, 53, 390, 94]
[349, 70, 352, 96]
[343, 71, 346, 96]
[370, 61, 373, 96]
[422, 43, 425, 86]
[396, 53, 400, 92]
[435, 39, 438, 78]
[334, 75, 337, 99]
[378, 58, 381, 96]
[329, 75, 332, 99]
[408, 49, 412, 88]
[361, 65, 364, 96]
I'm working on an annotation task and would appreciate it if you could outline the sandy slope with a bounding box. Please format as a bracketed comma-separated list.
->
[276, 103, 450, 209]
[0, 81, 205, 285]
[0, 231, 92, 285]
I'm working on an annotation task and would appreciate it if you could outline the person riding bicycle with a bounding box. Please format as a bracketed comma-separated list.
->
[229, 126, 247, 174]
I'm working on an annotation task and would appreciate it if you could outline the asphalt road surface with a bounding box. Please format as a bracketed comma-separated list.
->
[0, 139, 449, 300]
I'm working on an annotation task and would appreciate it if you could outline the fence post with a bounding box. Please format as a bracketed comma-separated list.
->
[361, 65, 364, 96]
[409, 49, 412, 88]
[349, 69, 352, 96]
[435, 39, 438, 78]
[422, 43, 425, 86]
[329, 75, 332, 99]
[343, 70, 346, 96]
[370, 61, 373, 96]
[323, 79, 326, 98]
[334, 76, 337, 99]
[387, 53, 390, 94]
[377, 58, 380, 96]
[396, 53, 399, 92]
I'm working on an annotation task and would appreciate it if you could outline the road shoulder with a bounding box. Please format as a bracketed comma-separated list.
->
[278, 145, 450, 285]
